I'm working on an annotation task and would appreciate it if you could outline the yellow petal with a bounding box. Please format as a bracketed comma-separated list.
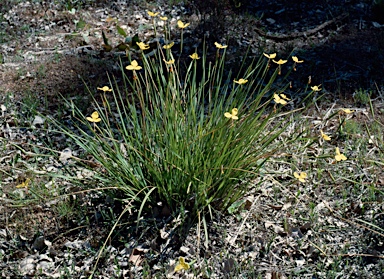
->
[163, 42, 175, 49]
[91, 111, 99, 118]
[214, 42, 227, 49]
[225, 114, 237, 120]
[225, 108, 239, 120]
[126, 60, 142, 71]
[273, 94, 287, 105]
[86, 118, 101, 123]
[335, 147, 347, 161]
[272, 59, 287, 65]
[335, 154, 347, 161]
[263, 53, 276, 59]
[294, 172, 307, 182]
[97, 86, 112, 92]
[87, 111, 101, 122]
[16, 178, 30, 188]
[189, 53, 200, 59]
[147, 11, 159, 17]
[174, 257, 189, 272]
[311, 85, 321, 92]
[292, 56, 304, 63]
[163, 59, 174, 65]
[341, 108, 354, 114]
[177, 20, 190, 29]
[233, 78, 248, 84]
[160, 16, 168, 21]
[321, 130, 331, 141]
[280, 94, 290, 100]
[137, 42, 150, 50]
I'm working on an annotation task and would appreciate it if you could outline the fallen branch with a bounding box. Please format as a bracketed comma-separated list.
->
[254, 13, 349, 41]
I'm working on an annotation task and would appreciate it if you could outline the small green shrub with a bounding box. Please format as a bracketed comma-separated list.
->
[353, 88, 372, 105]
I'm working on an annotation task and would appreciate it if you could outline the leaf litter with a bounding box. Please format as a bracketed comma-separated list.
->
[0, 0, 384, 278]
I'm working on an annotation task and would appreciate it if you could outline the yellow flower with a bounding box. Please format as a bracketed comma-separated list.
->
[272, 58, 287, 74]
[177, 20, 190, 29]
[280, 94, 290, 100]
[294, 172, 307, 183]
[126, 60, 142, 71]
[160, 16, 168, 21]
[335, 147, 347, 161]
[320, 130, 331, 141]
[16, 178, 31, 189]
[87, 111, 101, 123]
[224, 108, 239, 120]
[292, 56, 304, 71]
[341, 108, 354, 114]
[163, 59, 174, 65]
[233, 78, 248, 85]
[273, 93, 287, 105]
[136, 42, 150, 50]
[174, 257, 190, 272]
[311, 85, 322, 92]
[292, 56, 304, 63]
[97, 86, 112, 92]
[272, 59, 287, 65]
[263, 53, 277, 59]
[214, 42, 227, 49]
[163, 42, 175, 49]
[147, 11, 159, 17]
[189, 53, 200, 60]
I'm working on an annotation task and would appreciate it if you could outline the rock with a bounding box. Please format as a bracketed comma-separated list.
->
[33, 235, 46, 251]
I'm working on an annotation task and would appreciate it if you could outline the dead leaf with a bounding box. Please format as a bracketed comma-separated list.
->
[295, 259, 305, 266]
[282, 202, 292, 211]
[265, 221, 285, 234]
[59, 148, 72, 163]
[32, 115, 45, 125]
[160, 228, 170, 239]
[129, 247, 146, 267]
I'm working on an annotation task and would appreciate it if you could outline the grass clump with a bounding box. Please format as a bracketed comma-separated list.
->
[50, 13, 313, 226]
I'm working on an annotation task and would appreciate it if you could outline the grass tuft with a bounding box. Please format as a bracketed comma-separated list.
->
[48, 16, 314, 227]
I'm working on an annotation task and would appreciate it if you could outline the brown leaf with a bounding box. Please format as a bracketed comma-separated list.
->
[129, 247, 146, 267]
